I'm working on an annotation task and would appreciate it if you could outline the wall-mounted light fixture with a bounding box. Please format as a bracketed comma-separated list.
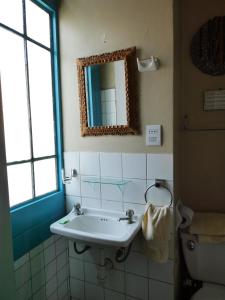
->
[137, 56, 160, 72]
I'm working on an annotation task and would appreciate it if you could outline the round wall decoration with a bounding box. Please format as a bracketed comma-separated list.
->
[191, 16, 225, 76]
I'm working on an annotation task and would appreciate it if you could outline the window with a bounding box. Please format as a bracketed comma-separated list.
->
[0, 0, 65, 259]
[0, 0, 58, 207]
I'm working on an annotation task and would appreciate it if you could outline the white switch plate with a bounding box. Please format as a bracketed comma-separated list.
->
[146, 125, 162, 146]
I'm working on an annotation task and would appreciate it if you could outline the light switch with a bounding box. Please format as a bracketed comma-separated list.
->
[146, 125, 162, 146]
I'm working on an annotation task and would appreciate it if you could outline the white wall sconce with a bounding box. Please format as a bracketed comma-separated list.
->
[137, 56, 160, 72]
[62, 169, 78, 184]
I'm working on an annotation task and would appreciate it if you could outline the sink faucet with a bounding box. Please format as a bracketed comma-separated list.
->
[119, 209, 134, 224]
[74, 203, 83, 215]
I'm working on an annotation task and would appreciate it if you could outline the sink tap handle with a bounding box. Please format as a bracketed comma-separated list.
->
[74, 203, 83, 215]
[126, 209, 134, 218]
[74, 203, 81, 210]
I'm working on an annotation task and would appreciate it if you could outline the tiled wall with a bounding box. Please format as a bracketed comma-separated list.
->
[14, 235, 70, 300]
[64, 151, 175, 300]
[101, 89, 117, 126]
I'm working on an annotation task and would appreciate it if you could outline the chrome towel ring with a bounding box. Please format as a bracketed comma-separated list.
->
[144, 180, 173, 207]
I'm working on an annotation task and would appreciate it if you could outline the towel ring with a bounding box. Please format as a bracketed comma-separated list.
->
[144, 181, 173, 207]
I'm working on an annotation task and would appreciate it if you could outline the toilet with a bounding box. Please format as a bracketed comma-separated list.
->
[181, 232, 225, 300]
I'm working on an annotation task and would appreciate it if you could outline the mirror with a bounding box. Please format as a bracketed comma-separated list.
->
[76, 47, 138, 136]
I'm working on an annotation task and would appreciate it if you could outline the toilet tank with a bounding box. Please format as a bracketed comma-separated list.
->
[181, 232, 225, 285]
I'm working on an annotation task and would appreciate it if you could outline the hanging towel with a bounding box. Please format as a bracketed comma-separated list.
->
[142, 203, 171, 263]
[176, 201, 194, 230]
[189, 212, 225, 244]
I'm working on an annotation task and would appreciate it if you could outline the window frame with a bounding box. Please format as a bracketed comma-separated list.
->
[0, 0, 65, 260]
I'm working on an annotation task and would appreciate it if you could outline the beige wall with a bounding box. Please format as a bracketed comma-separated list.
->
[180, 0, 225, 212]
[59, 0, 173, 153]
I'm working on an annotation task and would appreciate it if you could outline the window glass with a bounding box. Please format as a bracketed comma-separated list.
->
[7, 163, 33, 206]
[26, 0, 50, 47]
[0, 28, 31, 162]
[34, 158, 57, 196]
[0, 1, 58, 208]
[28, 41, 55, 158]
[0, 0, 23, 32]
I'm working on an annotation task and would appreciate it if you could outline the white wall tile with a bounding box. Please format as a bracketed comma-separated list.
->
[32, 269, 45, 294]
[16, 280, 32, 300]
[48, 290, 58, 300]
[30, 243, 43, 258]
[105, 269, 125, 293]
[125, 273, 148, 300]
[124, 203, 145, 215]
[125, 252, 148, 277]
[83, 247, 100, 264]
[69, 240, 85, 260]
[57, 251, 68, 271]
[148, 259, 174, 284]
[123, 179, 146, 204]
[80, 152, 100, 176]
[70, 278, 84, 299]
[101, 183, 123, 202]
[147, 154, 173, 180]
[58, 280, 68, 299]
[84, 262, 98, 285]
[105, 289, 125, 300]
[131, 232, 145, 253]
[69, 258, 84, 280]
[149, 280, 174, 300]
[146, 180, 173, 207]
[102, 200, 123, 212]
[44, 243, 56, 265]
[103, 248, 124, 271]
[32, 286, 45, 300]
[66, 195, 81, 213]
[100, 152, 122, 178]
[85, 282, 104, 300]
[46, 275, 57, 298]
[14, 254, 29, 270]
[57, 264, 69, 286]
[31, 252, 45, 276]
[122, 153, 146, 179]
[82, 197, 101, 209]
[55, 237, 67, 256]
[64, 152, 80, 174]
[14, 237, 70, 300]
[104, 88, 116, 101]
[81, 177, 100, 199]
[45, 259, 57, 282]
[65, 176, 81, 197]
[43, 236, 55, 249]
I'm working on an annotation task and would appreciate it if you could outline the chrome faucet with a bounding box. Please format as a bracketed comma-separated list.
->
[74, 203, 83, 215]
[119, 209, 134, 224]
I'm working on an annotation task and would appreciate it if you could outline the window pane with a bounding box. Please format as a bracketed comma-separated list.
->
[27, 42, 55, 158]
[26, 0, 50, 47]
[7, 163, 33, 207]
[0, 28, 31, 162]
[34, 158, 57, 196]
[0, 0, 23, 32]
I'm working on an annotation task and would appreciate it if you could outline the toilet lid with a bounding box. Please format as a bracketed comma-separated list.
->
[191, 284, 225, 300]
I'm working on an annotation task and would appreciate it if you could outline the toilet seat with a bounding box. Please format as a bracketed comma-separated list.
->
[191, 283, 225, 300]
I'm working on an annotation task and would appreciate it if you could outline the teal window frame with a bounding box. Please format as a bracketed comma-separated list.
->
[0, 0, 65, 260]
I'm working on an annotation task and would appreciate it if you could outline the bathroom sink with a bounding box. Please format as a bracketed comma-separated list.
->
[50, 207, 142, 247]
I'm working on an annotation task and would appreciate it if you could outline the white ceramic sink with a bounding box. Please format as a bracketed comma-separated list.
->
[50, 207, 142, 247]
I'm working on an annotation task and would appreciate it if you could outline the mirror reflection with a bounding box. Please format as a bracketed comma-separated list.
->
[85, 60, 127, 127]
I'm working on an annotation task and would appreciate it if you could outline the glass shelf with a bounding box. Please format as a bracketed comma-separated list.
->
[82, 177, 131, 192]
